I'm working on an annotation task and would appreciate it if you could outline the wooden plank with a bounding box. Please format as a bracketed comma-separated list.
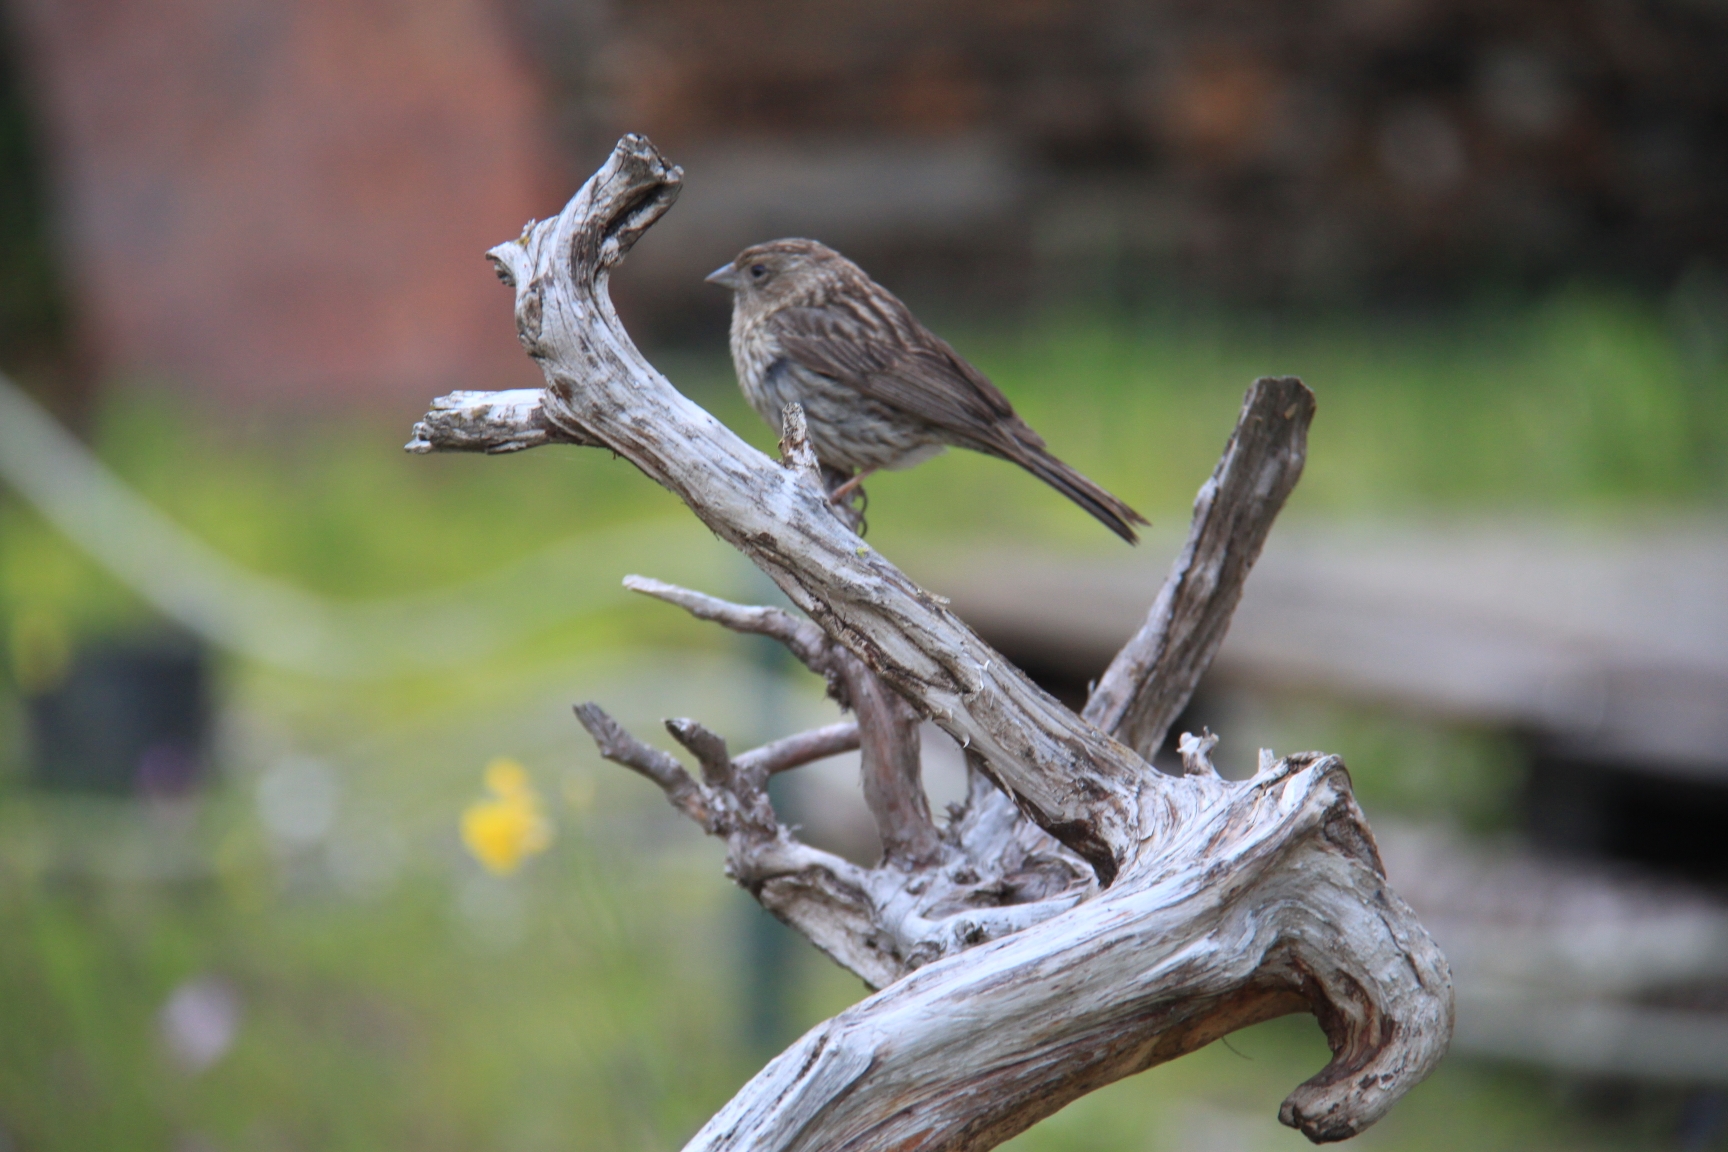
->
[924, 521, 1728, 774]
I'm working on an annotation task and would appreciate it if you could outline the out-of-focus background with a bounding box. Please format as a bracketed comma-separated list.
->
[0, 0, 1725, 1148]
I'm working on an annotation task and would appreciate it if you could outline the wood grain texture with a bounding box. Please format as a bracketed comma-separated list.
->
[407, 389, 593, 453]
[408, 133, 1452, 1147]
[1083, 375, 1314, 757]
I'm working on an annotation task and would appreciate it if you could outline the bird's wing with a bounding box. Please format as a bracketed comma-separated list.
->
[769, 304, 1043, 450]
[771, 301, 1146, 542]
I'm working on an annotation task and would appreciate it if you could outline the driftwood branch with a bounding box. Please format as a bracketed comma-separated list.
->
[418, 135, 1148, 884]
[1084, 375, 1314, 758]
[407, 389, 596, 453]
[409, 134, 1452, 1148]
[734, 721, 861, 778]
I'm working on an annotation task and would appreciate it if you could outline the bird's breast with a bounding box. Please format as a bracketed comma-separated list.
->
[728, 310, 946, 473]
[730, 320, 783, 418]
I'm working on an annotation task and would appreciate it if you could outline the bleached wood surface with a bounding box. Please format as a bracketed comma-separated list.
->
[407, 134, 1451, 1148]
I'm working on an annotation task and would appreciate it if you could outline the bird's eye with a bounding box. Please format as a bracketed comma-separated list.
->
[749, 264, 767, 279]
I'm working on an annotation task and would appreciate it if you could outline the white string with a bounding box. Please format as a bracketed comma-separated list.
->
[0, 374, 728, 679]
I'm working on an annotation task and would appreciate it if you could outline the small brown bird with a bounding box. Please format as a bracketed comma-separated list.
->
[706, 239, 1148, 543]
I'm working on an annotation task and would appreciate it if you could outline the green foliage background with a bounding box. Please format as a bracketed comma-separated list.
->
[0, 287, 1724, 1150]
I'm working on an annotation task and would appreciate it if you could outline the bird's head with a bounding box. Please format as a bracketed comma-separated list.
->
[706, 239, 850, 316]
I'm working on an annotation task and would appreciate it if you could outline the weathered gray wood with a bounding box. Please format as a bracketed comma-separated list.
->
[407, 389, 593, 454]
[472, 135, 1152, 883]
[688, 756, 1448, 1150]
[575, 699, 904, 988]
[573, 702, 715, 829]
[734, 721, 860, 779]
[1083, 376, 1313, 758]
[607, 573, 1094, 983]
[408, 133, 1452, 1148]
[837, 647, 941, 867]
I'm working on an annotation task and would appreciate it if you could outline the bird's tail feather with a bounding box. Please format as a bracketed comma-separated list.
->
[1008, 439, 1148, 544]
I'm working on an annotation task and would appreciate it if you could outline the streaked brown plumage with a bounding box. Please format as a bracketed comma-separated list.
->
[706, 239, 1148, 543]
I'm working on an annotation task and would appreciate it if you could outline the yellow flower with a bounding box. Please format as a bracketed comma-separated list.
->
[461, 758, 553, 876]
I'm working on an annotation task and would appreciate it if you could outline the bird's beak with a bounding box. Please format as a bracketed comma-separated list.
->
[705, 261, 741, 290]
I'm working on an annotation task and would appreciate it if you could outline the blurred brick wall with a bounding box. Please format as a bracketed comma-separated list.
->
[524, 0, 1728, 322]
[9, 0, 556, 407]
[8, 0, 1725, 396]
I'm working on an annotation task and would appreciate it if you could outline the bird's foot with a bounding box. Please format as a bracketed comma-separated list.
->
[824, 469, 871, 536]
[827, 467, 876, 505]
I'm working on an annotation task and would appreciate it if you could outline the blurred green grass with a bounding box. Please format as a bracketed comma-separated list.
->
[0, 288, 1724, 1150]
